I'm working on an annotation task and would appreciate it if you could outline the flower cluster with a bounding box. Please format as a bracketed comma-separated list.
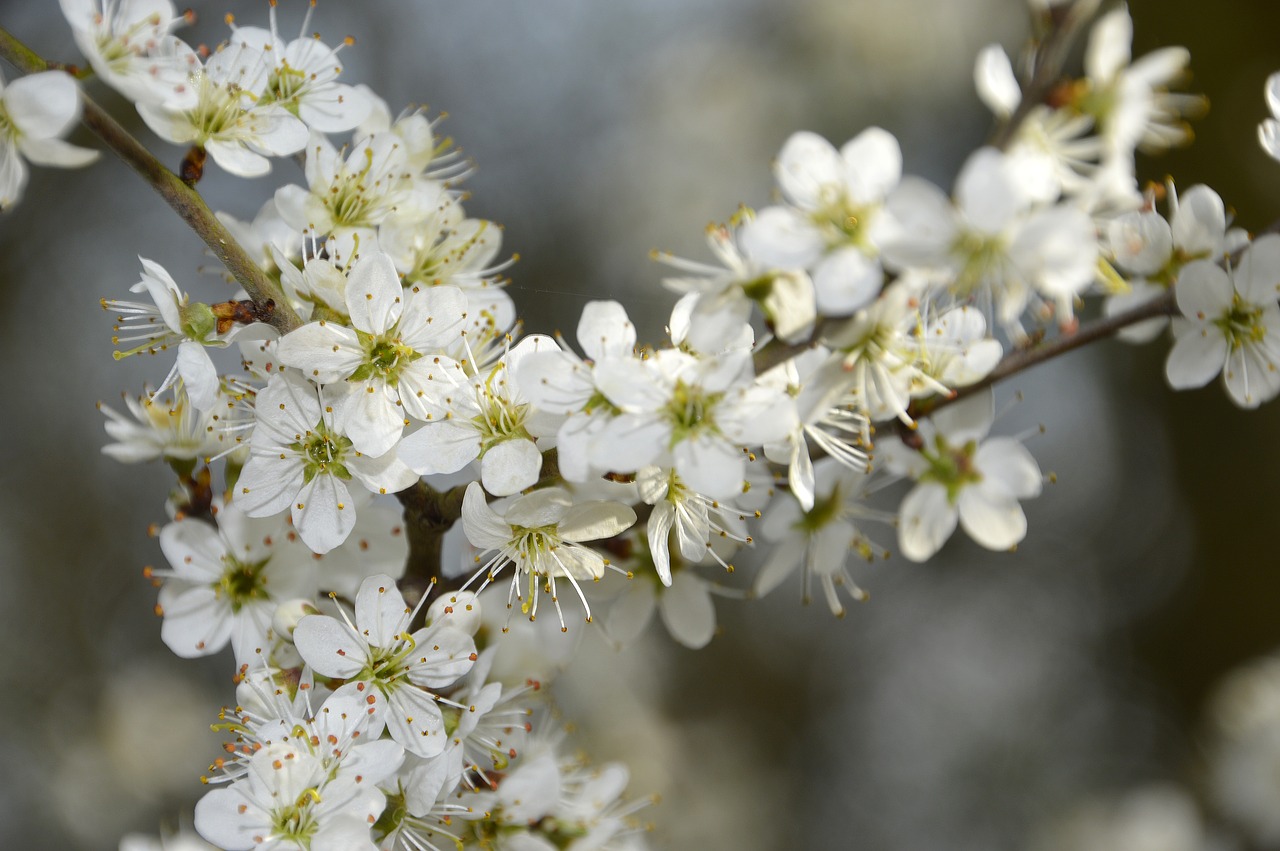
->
[4, 0, 1278, 847]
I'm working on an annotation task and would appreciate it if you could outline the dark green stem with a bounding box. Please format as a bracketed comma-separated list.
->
[396, 481, 468, 594]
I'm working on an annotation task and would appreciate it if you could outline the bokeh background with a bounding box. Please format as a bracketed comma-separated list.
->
[2, 0, 1280, 848]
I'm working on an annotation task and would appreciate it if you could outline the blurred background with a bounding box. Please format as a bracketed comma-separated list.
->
[3, 0, 1280, 848]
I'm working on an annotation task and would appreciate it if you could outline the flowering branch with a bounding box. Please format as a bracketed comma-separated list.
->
[0, 25, 301, 333]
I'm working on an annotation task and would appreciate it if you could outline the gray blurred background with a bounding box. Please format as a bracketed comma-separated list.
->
[3, 0, 1280, 848]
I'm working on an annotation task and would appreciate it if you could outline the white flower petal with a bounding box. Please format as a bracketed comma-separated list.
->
[974, 44, 1021, 117]
[975, 438, 1042, 499]
[404, 624, 476, 688]
[176, 343, 220, 411]
[898, 483, 957, 562]
[347, 251, 404, 335]
[353, 573, 411, 647]
[931, 389, 994, 444]
[1165, 327, 1228, 390]
[18, 135, 98, 168]
[607, 580, 656, 646]
[958, 481, 1027, 551]
[576, 300, 637, 362]
[659, 573, 716, 649]
[673, 434, 744, 500]
[194, 785, 264, 850]
[646, 503, 675, 586]
[204, 139, 271, 178]
[1171, 185, 1225, 257]
[277, 322, 363, 384]
[775, 130, 842, 209]
[1175, 260, 1233, 318]
[560, 500, 637, 543]
[158, 585, 233, 657]
[740, 206, 824, 269]
[292, 473, 356, 554]
[292, 614, 368, 678]
[1108, 211, 1173, 276]
[1234, 235, 1280, 304]
[0, 142, 29, 209]
[461, 482, 514, 549]
[1085, 7, 1132, 83]
[341, 380, 404, 458]
[755, 541, 802, 598]
[236, 453, 305, 518]
[398, 420, 480, 476]
[386, 684, 447, 757]
[5, 71, 80, 139]
[841, 126, 902, 204]
[956, 147, 1024, 234]
[811, 247, 883, 315]
[480, 438, 543, 496]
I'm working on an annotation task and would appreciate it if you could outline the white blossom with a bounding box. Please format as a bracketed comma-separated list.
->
[1165, 235, 1280, 408]
[878, 390, 1042, 562]
[397, 335, 557, 497]
[742, 127, 899, 315]
[235, 371, 418, 553]
[59, 0, 197, 108]
[0, 68, 99, 209]
[292, 574, 477, 758]
[277, 251, 469, 457]
[460, 482, 636, 628]
[152, 498, 316, 664]
[137, 36, 307, 177]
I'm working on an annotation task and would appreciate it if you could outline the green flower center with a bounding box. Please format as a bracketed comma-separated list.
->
[218, 555, 271, 613]
[951, 230, 1008, 297]
[1214, 293, 1267, 350]
[0, 103, 15, 143]
[918, 435, 983, 503]
[271, 790, 321, 845]
[665, 380, 721, 445]
[371, 789, 408, 841]
[812, 195, 875, 251]
[1075, 79, 1119, 127]
[838, 317, 894, 362]
[472, 366, 533, 452]
[292, 420, 354, 483]
[325, 147, 381, 228]
[798, 481, 844, 533]
[351, 331, 420, 385]
[187, 75, 246, 142]
[508, 525, 561, 612]
[267, 63, 308, 110]
[357, 635, 418, 689]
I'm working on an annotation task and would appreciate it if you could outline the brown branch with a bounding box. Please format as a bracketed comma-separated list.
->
[912, 289, 1176, 419]
[0, 25, 301, 334]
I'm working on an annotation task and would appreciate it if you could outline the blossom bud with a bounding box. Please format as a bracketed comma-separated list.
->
[272, 599, 321, 641]
[427, 590, 482, 636]
[178, 301, 216, 341]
